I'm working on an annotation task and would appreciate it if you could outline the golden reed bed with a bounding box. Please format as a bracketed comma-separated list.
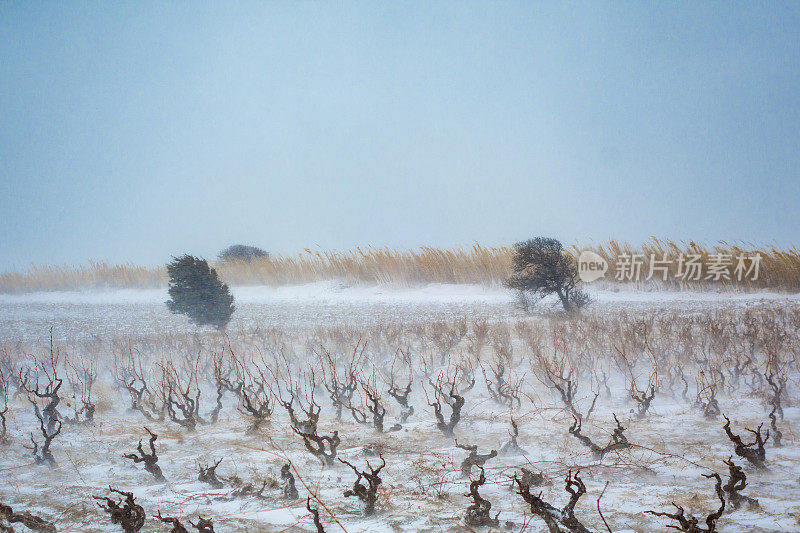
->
[1, 238, 799, 293]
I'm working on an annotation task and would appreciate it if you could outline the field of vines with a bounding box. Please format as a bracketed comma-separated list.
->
[1, 291, 799, 532]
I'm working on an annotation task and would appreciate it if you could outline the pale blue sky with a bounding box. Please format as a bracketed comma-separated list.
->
[1, 2, 798, 271]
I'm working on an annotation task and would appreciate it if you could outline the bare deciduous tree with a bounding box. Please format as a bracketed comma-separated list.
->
[455, 439, 497, 477]
[156, 510, 189, 533]
[499, 417, 526, 455]
[426, 374, 465, 437]
[722, 415, 768, 469]
[722, 457, 759, 510]
[387, 375, 414, 424]
[114, 346, 164, 421]
[482, 359, 522, 408]
[568, 414, 630, 459]
[647, 473, 725, 533]
[20, 335, 63, 435]
[0, 365, 9, 444]
[281, 464, 299, 500]
[514, 469, 591, 533]
[339, 454, 385, 516]
[630, 372, 656, 419]
[506, 237, 588, 313]
[94, 487, 146, 533]
[64, 356, 96, 424]
[25, 407, 61, 467]
[123, 427, 165, 481]
[696, 371, 721, 420]
[198, 458, 225, 489]
[159, 358, 211, 431]
[768, 405, 782, 447]
[463, 466, 499, 527]
[319, 344, 362, 421]
[0, 501, 56, 533]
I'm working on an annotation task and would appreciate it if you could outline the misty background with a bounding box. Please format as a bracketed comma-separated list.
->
[1, 2, 798, 273]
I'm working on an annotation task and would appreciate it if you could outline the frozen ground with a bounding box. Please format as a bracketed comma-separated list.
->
[2, 282, 798, 343]
[3, 281, 800, 306]
[0, 283, 798, 532]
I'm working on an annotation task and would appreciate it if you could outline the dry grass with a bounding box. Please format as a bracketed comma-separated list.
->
[1, 239, 799, 293]
[578, 237, 800, 291]
[0, 261, 165, 293]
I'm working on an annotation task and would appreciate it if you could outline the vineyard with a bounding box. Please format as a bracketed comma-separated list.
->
[0, 288, 798, 531]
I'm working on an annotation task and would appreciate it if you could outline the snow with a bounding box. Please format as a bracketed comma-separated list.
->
[1, 280, 797, 305]
[0, 283, 798, 532]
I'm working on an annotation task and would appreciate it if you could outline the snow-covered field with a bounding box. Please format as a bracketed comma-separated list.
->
[1, 283, 798, 532]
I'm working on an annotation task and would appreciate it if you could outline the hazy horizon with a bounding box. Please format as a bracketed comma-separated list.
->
[2, 2, 799, 273]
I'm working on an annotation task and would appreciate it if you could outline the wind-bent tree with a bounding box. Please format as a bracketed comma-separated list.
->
[506, 237, 588, 312]
[166, 255, 235, 329]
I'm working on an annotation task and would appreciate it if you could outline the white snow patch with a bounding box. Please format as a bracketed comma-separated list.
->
[1, 281, 797, 306]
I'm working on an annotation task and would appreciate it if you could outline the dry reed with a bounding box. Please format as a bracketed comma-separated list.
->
[1, 239, 798, 293]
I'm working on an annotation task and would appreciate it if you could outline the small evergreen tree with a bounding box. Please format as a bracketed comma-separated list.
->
[506, 237, 589, 313]
[218, 244, 269, 262]
[166, 255, 235, 329]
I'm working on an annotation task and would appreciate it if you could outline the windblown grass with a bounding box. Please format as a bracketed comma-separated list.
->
[1, 239, 798, 293]
[578, 238, 800, 291]
[0, 261, 167, 293]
